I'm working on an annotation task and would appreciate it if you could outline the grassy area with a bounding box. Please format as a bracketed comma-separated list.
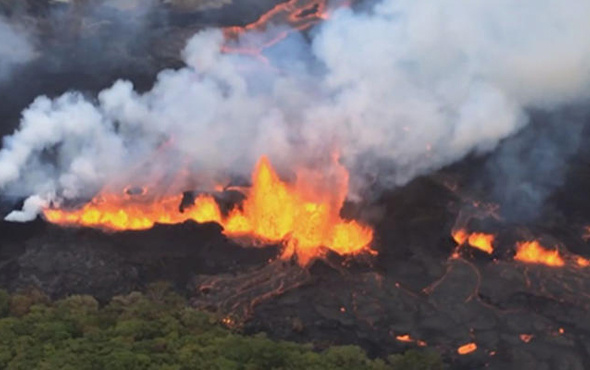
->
[0, 284, 442, 370]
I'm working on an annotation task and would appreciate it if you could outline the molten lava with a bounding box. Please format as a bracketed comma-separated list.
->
[576, 256, 590, 267]
[452, 229, 494, 254]
[457, 342, 477, 355]
[44, 193, 221, 230]
[221, 0, 349, 62]
[43, 156, 373, 266]
[514, 241, 565, 267]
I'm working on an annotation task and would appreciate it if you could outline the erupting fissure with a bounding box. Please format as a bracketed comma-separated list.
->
[43, 156, 373, 266]
[514, 241, 565, 267]
[452, 229, 495, 254]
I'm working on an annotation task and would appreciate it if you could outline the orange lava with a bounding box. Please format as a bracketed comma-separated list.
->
[452, 229, 494, 254]
[221, 0, 349, 58]
[576, 256, 590, 267]
[43, 156, 373, 266]
[395, 334, 427, 346]
[452, 229, 468, 245]
[467, 233, 494, 254]
[44, 193, 221, 231]
[223, 156, 373, 265]
[396, 334, 413, 343]
[514, 241, 565, 267]
[457, 342, 477, 355]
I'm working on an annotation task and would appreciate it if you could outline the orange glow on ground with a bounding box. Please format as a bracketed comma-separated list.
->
[514, 241, 565, 267]
[457, 342, 477, 355]
[43, 156, 373, 266]
[519, 334, 534, 343]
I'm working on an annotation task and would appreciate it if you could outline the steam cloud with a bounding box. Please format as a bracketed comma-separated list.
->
[2, 0, 590, 221]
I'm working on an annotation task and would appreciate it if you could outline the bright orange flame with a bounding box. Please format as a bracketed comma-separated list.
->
[223, 156, 373, 265]
[44, 193, 195, 231]
[514, 241, 565, 267]
[43, 156, 373, 266]
[452, 229, 494, 254]
[467, 233, 494, 254]
[457, 342, 477, 355]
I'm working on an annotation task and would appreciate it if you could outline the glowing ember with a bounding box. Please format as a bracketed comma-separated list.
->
[519, 334, 534, 343]
[43, 156, 373, 266]
[452, 229, 494, 254]
[514, 241, 565, 267]
[457, 342, 477, 355]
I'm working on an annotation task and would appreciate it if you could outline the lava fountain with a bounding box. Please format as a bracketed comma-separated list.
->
[43, 155, 374, 266]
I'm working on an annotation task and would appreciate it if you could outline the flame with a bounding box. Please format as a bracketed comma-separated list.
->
[514, 241, 565, 267]
[519, 334, 534, 343]
[452, 229, 494, 254]
[457, 342, 477, 355]
[43, 156, 373, 266]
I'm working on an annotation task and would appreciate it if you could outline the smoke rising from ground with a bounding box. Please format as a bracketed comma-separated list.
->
[2, 0, 590, 221]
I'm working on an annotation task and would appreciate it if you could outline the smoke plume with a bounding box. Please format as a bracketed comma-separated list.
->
[2, 0, 590, 221]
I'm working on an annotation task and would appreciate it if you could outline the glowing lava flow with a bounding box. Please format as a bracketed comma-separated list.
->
[221, 0, 349, 58]
[43, 156, 373, 266]
[44, 193, 222, 231]
[452, 229, 494, 254]
[514, 241, 565, 267]
[457, 342, 477, 355]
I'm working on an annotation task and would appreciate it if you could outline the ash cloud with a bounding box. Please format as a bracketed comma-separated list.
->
[2, 0, 590, 221]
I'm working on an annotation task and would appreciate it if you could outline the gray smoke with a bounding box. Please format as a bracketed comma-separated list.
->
[2, 0, 590, 221]
[0, 16, 35, 80]
[484, 108, 588, 222]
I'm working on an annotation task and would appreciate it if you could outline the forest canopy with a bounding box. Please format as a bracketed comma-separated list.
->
[0, 285, 442, 370]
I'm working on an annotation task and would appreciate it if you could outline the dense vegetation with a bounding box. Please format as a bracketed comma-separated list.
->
[0, 285, 442, 370]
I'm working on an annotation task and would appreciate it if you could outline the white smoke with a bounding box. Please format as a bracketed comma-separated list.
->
[0, 16, 35, 80]
[2, 0, 590, 221]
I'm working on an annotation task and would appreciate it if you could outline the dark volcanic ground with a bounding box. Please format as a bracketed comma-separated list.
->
[1, 2, 590, 370]
[0, 171, 589, 370]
